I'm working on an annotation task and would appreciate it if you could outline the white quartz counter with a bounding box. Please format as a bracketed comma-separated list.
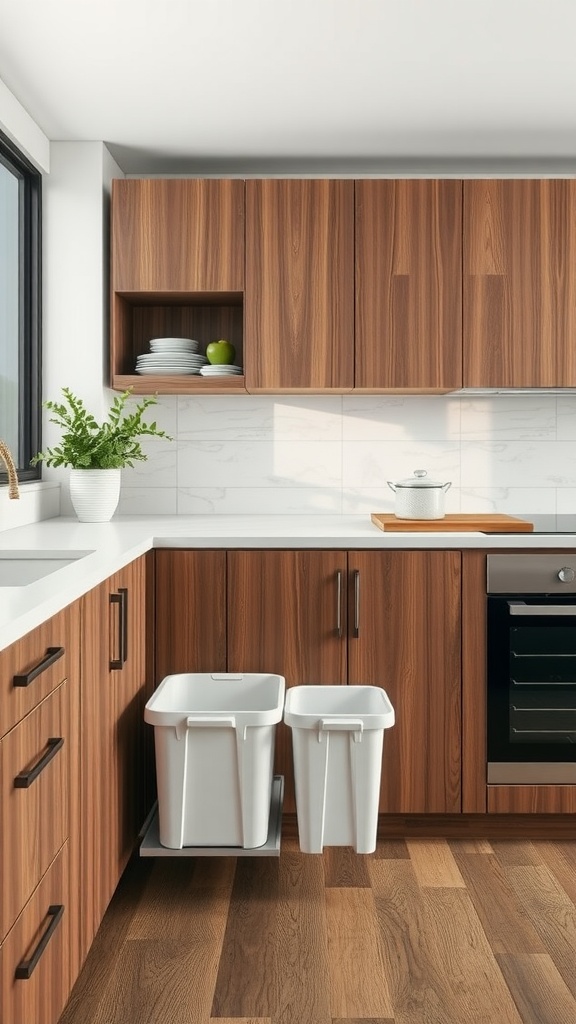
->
[1, 514, 575, 649]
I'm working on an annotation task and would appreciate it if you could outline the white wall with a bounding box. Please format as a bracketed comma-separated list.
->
[42, 141, 124, 514]
[0, 76, 50, 172]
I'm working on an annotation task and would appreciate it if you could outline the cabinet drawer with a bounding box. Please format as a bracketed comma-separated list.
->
[1, 606, 75, 736]
[1, 683, 69, 939]
[1, 843, 71, 1024]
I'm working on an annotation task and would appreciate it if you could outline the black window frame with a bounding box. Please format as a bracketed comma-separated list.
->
[0, 128, 42, 483]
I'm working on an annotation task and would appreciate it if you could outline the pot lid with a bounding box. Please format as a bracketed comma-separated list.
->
[393, 469, 449, 489]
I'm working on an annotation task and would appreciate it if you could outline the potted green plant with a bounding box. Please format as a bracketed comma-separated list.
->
[31, 387, 172, 522]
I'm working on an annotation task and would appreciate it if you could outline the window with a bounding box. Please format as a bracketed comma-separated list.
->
[0, 129, 41, 481]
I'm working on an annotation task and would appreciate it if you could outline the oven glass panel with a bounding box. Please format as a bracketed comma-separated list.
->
[488, 596, 576, 761]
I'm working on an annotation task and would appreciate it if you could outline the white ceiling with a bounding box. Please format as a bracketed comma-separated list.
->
[1, 0, 576, 174]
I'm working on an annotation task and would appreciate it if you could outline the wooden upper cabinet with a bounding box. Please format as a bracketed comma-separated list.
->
[355, 180, 463, 392]
[245, 179, 355, 391]
[464, 179, 576, 387]
[111, 178, 245, 293]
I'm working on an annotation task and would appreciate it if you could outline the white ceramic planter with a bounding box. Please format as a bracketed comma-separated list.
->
[69, 468, 121, 523]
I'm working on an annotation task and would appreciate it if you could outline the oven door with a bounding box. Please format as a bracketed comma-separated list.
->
[487, 595, 576, 783]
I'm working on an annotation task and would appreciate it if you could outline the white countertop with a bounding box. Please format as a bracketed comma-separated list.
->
[1, 514, 575, 649]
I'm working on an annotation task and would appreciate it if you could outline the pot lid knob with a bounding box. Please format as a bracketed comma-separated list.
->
[413, 470, 427, 478]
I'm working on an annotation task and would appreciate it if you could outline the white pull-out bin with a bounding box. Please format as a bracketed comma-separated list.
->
[284, 685, 395, 854]
[145, 672, 285, 849]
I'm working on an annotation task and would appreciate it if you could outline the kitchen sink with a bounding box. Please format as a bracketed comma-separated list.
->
[0, 550, 94, 587]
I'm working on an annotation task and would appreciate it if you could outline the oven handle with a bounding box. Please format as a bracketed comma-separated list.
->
[508, 601, 576, 616]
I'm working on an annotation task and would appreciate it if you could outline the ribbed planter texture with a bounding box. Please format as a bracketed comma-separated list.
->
[69, 468, 122, 523]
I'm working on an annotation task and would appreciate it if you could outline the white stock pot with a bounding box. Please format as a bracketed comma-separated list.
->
[387, 469, 452, 520]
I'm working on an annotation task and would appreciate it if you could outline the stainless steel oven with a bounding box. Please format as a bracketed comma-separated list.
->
[487, 553, 576, 783]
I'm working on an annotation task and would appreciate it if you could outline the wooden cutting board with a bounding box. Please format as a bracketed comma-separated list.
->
[371, 513, 534, 533]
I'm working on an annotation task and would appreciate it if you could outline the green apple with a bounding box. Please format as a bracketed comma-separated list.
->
[206, 339, 235, 365]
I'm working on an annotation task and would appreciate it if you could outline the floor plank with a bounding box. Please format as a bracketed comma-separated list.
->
[453, 839, 494, 854]
[533, 841, 576, 905]
[420, 888, 524, 1024]
[369, 857, 455, 1023]
[325, 887, 393, 1019]
[58, 857, 154, 1024]
[506, 864, 576, 1000]
[90, 939, 217, 1024]
[274, 849, 332, 1024]
[373, 839, 410, 859]
[211, 858, 279, 1018]
[449, 847, 545, 954]
[406, 838, 465, 887]
[490, 840, 543, 867]
[323, 846, 372, 887]
[332, 1019, 395, 1024]
[496, 952, 576, 1024]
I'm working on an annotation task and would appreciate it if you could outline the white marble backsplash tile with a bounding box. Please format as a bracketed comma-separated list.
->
[178, 440, 342, 489]
[343, 441, 460, 488]
[342, 395, 460, 440]
[178, 395, 342, 441]
[460, 396, 557, 440]
[121, 393, 576, 517]
[178, 486, 342, 515]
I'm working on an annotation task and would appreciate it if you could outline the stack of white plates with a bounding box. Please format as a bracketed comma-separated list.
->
[136, 354, 208, 376]
[200, 364, 243, 377]
[149, 337, 200, 354]
[136, 337, 207, 375]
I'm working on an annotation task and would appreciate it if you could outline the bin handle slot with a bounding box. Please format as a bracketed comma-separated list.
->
[318, 717, 364, 742]
[175, 715, 236, 739]
[210, 673, 245, 680]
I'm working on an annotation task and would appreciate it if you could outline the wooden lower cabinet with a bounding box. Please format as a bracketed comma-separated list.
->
[1, 844, 71, 1024]
[347, 550, 462, 813]
[0, 600, 81, 1024]
[155, 548, 462, 817]
[227, 550, 348, 812]
[229, 549, 461, 813]
[155, 549, 227, 680]
[487, 785, 576, 814]
[80, 556, 147, 958]
[1, 683, 69, 940]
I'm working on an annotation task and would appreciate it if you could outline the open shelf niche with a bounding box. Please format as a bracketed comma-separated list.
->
[110, 291, 246, 394]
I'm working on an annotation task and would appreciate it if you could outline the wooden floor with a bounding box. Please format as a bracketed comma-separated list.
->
[58, 837, 576, 1024]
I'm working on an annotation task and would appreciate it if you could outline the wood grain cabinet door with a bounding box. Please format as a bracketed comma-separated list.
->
[113, 557, 147, 879]
[355, 179, 463, 392]
[464, 179, 576, 387]
[111, 178, 245, 292]
[245, 179, 355, 391]
[80, 557, 147, 958]
[347, 550, 462, 813]
[1, 843, 71, 1024]
[154, 549, 227, 681]
[1, 683, 69, 941]
[227, 550, 348, 810]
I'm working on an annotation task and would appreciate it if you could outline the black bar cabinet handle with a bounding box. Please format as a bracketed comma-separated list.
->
[109, 588, 128, 670]
[336, 570, 343, 637]
[15, 904, 64, 979]
[14, 737, 64, 789]
[353, 569, 360, 638]
[13, 647, 65, 688]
